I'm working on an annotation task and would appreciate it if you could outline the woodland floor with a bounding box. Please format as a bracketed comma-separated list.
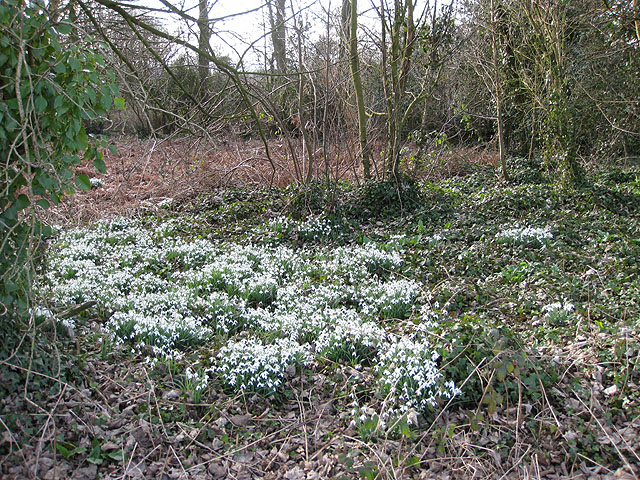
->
[1, 137, 639, 480]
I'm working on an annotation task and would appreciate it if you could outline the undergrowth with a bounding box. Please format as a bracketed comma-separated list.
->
[2, 162, 639, 478]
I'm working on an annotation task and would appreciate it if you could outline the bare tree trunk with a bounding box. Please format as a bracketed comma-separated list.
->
[267, 0, 287, 74]
[198, 0, 210, 92]
[349, 0, 371, 179]
[381, 0, 416, 177]
[69, 0, 79, 43]
[490, 0, 509, 180]
[340, 0, 350, 62]
[339, 0, 355, 148]
[323, 2, 331, 185]
[291, 2, 314, 183]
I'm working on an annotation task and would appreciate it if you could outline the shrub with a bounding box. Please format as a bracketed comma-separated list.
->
[354, 176, 422, 218]
[507, 156, 547, 185]
[0, 1, 121, 319]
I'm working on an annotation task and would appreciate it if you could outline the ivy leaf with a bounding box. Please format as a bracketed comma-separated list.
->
[74, 174, 91, 191]
[93, 154, 106, 174]
[36, 199, 50, 210]
[114, 96, 125, 110]
[99, 86, 113, 110]
[15, 194, 30, 211]
[56, 443, 72, 459]
[2, 205, 17, 221]
[53, 62, 67, 74]
[56, 23, 72, 35]
[105, 450, 124, 462]
[85, 88, 96, 104]
[76, 129, 88, 150]
[87, 444, 103, 465]
[34, 96, 47, 113]
[68, 56, 81, 72]
[60, 168, 73, 180]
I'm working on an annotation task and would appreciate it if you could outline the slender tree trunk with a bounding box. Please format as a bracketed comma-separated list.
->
[292, 6, 313, 183]
[323, 3, 331, 185]
[339, 0, 355, 145]
[381, 0, 415, 177]
[349, 0, 371, 179]
[268, 0, 287, 74]
[340, 0, 350, 63]
[398, 0, 415, 92]
[198, 0, 210, 93]
[490, 0, 509, 180]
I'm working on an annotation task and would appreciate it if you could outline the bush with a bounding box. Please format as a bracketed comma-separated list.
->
[354, 176, 422, 218]
[0, 1, 121, 319]
[507, 156, 547, 185]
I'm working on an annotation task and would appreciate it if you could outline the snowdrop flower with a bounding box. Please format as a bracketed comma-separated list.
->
[496, 225, 553, 245]
[376, 337, 460, 413]
[541, 301, 577, 324]
[158, 198, 174, 209]
[185, 367, 209, 392]
[297, 217, 334, 241]
[215, 338, 310, 394]
[315, 315, 385, 363]
[40, 216, 459, 409]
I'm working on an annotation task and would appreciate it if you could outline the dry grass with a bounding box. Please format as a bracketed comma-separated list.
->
[46, 136, 496, 226]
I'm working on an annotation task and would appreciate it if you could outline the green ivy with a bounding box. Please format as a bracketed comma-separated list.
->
[0, 0, 123, 319]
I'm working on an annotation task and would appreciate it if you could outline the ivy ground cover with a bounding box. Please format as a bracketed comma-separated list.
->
[24, 164, 640, 478]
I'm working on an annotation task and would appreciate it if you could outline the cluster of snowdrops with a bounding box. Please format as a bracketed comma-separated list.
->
[34, 218, 553, 417]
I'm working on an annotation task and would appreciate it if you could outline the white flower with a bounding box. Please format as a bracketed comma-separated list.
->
[376, 336, 459, 413]
[496, 225, 553, 245]
[39, 216, 457, 411]
[315, 314, 385, 362]
[215, 338, 310, 393]
[158, 198, 174, 209]
[185, 367, 209, 392]
[541, 301, 577, 323]
[297, 217, 334, 241]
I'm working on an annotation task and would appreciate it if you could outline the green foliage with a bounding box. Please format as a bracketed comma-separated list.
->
[284, 181, 337, 218]
[438, 316, 555, 413]
[506, 156, 547, 185]
[0, 0, 121, 319]
[354, 176, 422, 218]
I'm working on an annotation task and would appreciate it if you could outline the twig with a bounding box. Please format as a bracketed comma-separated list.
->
[572, 391, 639, 476]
